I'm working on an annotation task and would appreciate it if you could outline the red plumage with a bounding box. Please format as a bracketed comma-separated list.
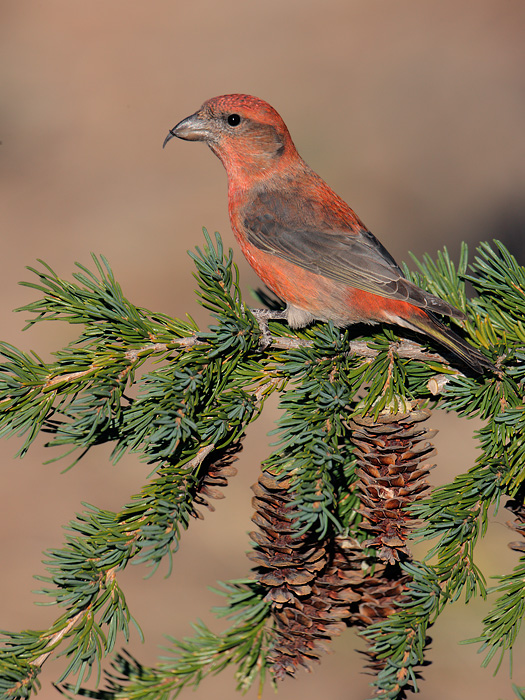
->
[164, 94, 493, 373]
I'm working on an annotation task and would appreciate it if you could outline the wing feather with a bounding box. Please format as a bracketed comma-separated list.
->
[242, 190, 465, 320]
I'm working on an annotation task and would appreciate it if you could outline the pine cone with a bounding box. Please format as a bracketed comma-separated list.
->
[249, 408, 436, 683]
[348, 407, 436, 684]
[326, 536, 409, 630]
[190, 442, 240, 518]
[249, 473, 356, 678]
[350, 409, 436, 563]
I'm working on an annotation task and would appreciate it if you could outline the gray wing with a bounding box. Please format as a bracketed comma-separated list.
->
[243, 191, 465, 320]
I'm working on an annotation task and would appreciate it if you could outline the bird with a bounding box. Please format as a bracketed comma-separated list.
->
[163, 94, 494, 373]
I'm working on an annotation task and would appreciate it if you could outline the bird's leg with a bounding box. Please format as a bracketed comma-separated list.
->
[250, 308, 288, 349]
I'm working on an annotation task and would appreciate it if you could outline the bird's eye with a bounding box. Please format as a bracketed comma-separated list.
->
[227, 113, 241, 127]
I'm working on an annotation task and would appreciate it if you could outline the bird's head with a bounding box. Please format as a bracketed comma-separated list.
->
[164, 94, 297, 180]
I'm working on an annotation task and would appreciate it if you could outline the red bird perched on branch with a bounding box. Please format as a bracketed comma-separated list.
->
[164, 94, 493, 373]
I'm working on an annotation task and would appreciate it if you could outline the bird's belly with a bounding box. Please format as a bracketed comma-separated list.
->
[238, 239, 388, 327]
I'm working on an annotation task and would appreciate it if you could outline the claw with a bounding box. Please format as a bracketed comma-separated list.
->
[250, 308, 288, 349]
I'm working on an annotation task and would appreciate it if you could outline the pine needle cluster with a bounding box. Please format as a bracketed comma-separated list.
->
[0, 232, 524, 699]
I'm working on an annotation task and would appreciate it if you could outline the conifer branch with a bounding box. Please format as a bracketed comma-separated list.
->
[1, 232, 524, 699]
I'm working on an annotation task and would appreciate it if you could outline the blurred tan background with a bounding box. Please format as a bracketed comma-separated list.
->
[1, 1, 525, 698]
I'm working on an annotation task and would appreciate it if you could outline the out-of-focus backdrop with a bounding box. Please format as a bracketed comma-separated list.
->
[1, 1, 524, 698]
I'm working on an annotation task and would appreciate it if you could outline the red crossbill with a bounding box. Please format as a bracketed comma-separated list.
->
[164, 94, 493, 373]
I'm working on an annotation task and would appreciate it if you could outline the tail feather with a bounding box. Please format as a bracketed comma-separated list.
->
[403, 311, 496, 374]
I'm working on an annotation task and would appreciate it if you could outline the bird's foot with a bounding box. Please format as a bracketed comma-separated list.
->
[250, 308, 288, 349]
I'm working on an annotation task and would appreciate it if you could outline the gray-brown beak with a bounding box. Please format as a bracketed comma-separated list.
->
[163, 111, 212, 148]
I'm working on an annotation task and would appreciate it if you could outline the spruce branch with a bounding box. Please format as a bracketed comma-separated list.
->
[1, 233, 524, 699]
[362, 560, 442, 699]
[464, 493, 525, 673]
[61, 580, 273, 700]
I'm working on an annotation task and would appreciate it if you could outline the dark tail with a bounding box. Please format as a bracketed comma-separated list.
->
[404, 311, 496, 374]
